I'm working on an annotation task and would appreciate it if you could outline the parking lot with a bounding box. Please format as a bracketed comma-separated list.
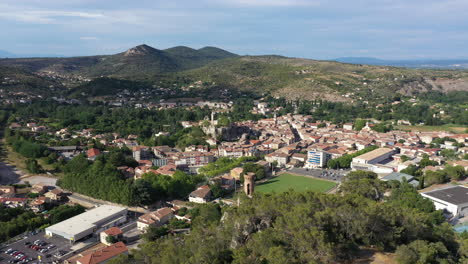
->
[1, 231, 72, 264]
[288, 167, 349, 182]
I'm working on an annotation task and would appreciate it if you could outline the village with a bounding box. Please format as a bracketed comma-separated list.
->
[0, 100, 467, 264]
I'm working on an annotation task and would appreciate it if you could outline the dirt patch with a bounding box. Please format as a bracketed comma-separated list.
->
[352, 249, 396, 264]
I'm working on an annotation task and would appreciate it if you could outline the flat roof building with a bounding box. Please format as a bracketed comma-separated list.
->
[421, 186, 468, 217]
[45, 205, 127, 242]
[351, 148, 395, 172]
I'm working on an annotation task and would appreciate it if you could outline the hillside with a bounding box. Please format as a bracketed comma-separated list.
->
[0, 66, 62, 95]
[1, 46, 468, 102]
[178, 56, 468, 101]
[0, 44, 238, 78]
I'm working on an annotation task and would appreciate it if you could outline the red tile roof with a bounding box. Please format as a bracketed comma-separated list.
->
[77, 242, 128, 264]
[87, 148, 101, 158]
[103, 227, 123, 236]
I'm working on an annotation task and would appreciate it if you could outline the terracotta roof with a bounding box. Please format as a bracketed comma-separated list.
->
[156, 164, 177, 176]
[189, 185, 211, 199]
[103, 227, 123, 236]
[154, 207, 173, 219]
[49, 189, 63, 195]
[77, 242, 128, 264]
[87, 148, 101, 158]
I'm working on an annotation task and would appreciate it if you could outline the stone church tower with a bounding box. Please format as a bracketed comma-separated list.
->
[244, 172, 255, 198]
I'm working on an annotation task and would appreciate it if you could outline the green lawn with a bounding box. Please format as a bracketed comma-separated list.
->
[255, 173, 337, 194]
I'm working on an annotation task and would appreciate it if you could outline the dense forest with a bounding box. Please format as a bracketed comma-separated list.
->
[107, 171, 468, 264]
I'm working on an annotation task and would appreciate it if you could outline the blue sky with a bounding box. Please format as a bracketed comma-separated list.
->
[0, 0, 467, 59]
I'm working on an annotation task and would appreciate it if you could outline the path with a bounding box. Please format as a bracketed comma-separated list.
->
[0, 138, 24, 185]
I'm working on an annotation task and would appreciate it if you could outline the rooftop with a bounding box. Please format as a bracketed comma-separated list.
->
[46, 205, 127, 238]
[353, 148, 394, 162]
[77, 242, 128, 264]
[423, 186, 468, 205]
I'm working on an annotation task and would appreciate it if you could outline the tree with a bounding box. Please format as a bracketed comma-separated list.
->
[395, 240, 451, 264]
[25, 159, 41, 174]
[142, 226, 168, 242]
[354, 119, 367, 131]
[400, 155, 410, 162]
[440, 149, 458, 160]
[106, 235, 118, 244]
[132, 180, 154, 206]
[340, 170, 386, 201]
[444, 165, 466, 181]
[425, 170, 448, 186]
[400, 165, 420, 177]
[210, 182, 224, 199]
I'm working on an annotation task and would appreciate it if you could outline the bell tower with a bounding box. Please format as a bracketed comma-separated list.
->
[244, 172, 255, 198]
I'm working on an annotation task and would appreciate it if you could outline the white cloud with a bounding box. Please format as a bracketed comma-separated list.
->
[213, 0, 320, 7]
[79, 36, 98, 40]
[0, 7, 105, 24]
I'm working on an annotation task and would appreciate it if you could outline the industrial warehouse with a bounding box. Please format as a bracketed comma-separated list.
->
[45, 205, 128, 242]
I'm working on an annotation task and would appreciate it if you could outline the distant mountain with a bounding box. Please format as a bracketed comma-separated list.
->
[0, 44, 238, 78]
[0, 50, 17, 58]
[335, 57, 468, 69]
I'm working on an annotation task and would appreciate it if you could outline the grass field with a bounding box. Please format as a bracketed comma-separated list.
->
[255, 173, 337, 194]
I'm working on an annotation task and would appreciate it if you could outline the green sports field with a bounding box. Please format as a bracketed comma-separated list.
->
[255, 173, 337, 194]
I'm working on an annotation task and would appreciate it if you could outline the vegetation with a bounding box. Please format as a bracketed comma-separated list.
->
[0, 204, 84, 243]
[255, 173, 337, 194]
[57, 154, 134, 205]
[199, 156, 259, 177]
[109, 177, 464, 264]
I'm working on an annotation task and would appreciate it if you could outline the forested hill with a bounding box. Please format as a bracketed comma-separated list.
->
[0, 44, 238, 78]
[107, 176, 468, 264]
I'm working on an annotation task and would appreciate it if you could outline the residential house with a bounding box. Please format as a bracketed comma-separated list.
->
[343, 123, 353, 130]
[100, 227, 123, 246]
[230, 167, 244, 180]
[156, 164, 177, 176]
[30, 197, 50, 212]
[137, 207, 174, 231]
[76, 241, 128, 264]
[87, 148, 101, 161]
[44, 189, 65, 203]
[188, 185, 212, 204]
[0, 197, 27, 207]
[31, 183, 48, 194]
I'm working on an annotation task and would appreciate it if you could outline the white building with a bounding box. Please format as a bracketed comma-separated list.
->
[421, 186, 468, 217]
[305, 149, 330, 168]
[45, 205, 127, 242]
[351, 148, 395, 172]
[137, 207, 174, 231]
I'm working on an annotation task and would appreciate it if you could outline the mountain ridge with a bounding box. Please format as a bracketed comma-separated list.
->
[0, 44, 238, 78]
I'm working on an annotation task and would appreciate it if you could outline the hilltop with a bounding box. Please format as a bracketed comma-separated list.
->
[0, 44, 238, 78]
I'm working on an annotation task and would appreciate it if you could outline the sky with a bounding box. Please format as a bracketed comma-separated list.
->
[0, 0, 467, 59]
